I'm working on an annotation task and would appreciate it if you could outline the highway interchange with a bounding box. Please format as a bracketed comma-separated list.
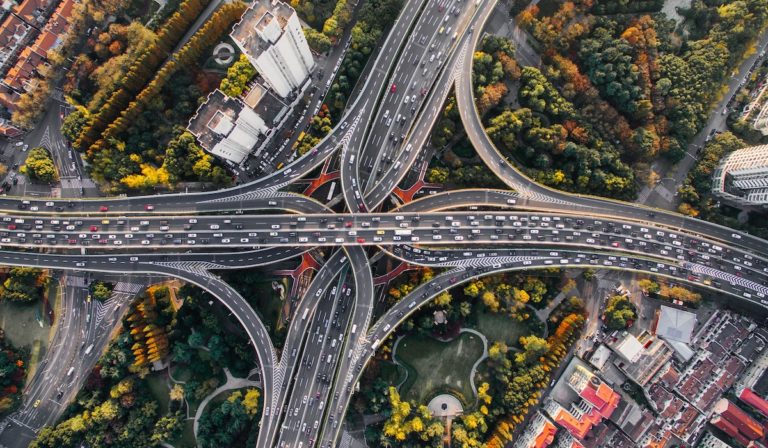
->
[1, 0, 767, 446]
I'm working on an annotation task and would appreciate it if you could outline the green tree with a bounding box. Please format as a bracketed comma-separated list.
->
[604, 295, 636, 329]
[60, 107, 90, 144]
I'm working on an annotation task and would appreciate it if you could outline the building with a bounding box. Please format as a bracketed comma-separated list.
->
[544, 359, 621, 442]
[187, 86, 287, 165]
[654, 305, 697, 344]
[514, 412, 557, 448]
[738, 387, 768, 419]
[609, 332, 673, 386]
[230, 0, 314, 98]
[711, 144, 768, 207]
[710, 399, 764, 446]
[187, 89, 266, 164]
[699, 431, 735, 448]
[0, 14, 31, 70]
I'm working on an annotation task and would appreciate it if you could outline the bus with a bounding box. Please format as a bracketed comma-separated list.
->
[301, 308, 309, 320]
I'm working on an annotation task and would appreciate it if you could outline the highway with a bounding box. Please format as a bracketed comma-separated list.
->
[2, 0, 768, 445]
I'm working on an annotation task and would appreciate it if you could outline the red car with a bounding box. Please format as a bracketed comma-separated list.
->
[99, 206, 108, 212]
[390, 83, 397, 93]
[68, 239, 77, 245]
[357, 237, 366, 243]
[344, 221, 353, 228]
[145, 204, 154, 211]
[7, 224, 16, 230]
[90, 225, 98, 232]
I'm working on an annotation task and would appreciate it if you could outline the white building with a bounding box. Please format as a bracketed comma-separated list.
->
[230, 0, 314, 98]
[712, 144, 768, 207]
[187, 88, 288, 165]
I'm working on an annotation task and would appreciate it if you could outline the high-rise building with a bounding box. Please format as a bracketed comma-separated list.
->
[712, 144, 768, 207]
[230, 0, 314, 98]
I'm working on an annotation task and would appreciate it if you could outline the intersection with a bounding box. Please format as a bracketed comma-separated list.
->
[0, 0, 766, 446]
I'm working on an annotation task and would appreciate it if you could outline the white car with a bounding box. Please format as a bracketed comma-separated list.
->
[732, 233, 742, 239]
[141, 240, 150, 245]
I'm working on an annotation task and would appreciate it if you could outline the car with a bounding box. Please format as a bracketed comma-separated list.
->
[89, 225, 98, 232]
[7, 224, 15, 230]
[141, 240, 151, 245]
[732, 233, 742, 240]
[75, 262, 86, 267]
[45, 201, 54, 207]
[144, 204, 154, 211]
[390, 83, 397, 93]
[99, 206, 108, 212]
[357, 237, 366, 243]
[33, 399, 40, 408]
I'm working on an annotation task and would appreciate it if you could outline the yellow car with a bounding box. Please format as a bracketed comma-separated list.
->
[33, 399, 40, 408]
[376, 230, 386, 235]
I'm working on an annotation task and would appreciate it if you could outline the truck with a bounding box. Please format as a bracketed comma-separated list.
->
[84, 344, 94, 355]
[394, 229, 412, 236]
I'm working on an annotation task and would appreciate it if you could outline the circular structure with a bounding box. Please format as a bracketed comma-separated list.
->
[213, 42, 236, 65]
[427, 394, 463, 418]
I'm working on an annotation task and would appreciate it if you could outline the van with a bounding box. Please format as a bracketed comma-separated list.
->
[394, 161, 402, 169]
[349, 155, 356, 165]
[326, 354, 332, 364]
[383, 109, 390, 119]
[331, 339, 337, 348]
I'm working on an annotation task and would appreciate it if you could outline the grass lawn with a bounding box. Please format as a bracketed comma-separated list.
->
[0, 292, 53, 374]
[146, 372, 171, 414]
[475, 310, 540, 348]
[378, 360, 406, 387]
[176, 419, 196, 448]
[395, 332, 484, 404]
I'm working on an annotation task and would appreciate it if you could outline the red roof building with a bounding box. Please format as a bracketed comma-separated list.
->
[711, 415, 751, 447]
[0, 14, 31, 68]
[12, 0, 53, 26]
[515, 412, 558, 448]
[712, 399, 764, 441]
[740, 388, 768, 420]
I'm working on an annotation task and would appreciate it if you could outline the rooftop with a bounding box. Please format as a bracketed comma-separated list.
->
[230, 0, 296, 59]
[655, 305, 696, 343]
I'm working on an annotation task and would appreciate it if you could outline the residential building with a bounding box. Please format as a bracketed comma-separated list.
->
[0, 14, 31, 70]
[187, 89, 266, 165]
[543, 359, 621, 443]
[187, 86, 287, 165]
[710, 399, 764, 446]
[712, 144, 768, 207]
[738, 387, 768, 420]
[230, 0, 314, 98]
[514, 412, 557, 448]
[609, 331, 673, 387]
[698, 431, 735, 448]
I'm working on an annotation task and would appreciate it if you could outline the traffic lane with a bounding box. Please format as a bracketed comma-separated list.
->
[362, 0, 490, 208]
[360, 0, 457, 176]
[5, 211, 766, 272]
[361, 0, 477, 188]
[280, 275, 355, 447]
[326, 247, 765, 445]
[318, 247, 374, 445]
[0, 251, 279, 441]
[389, 244, 768, 300]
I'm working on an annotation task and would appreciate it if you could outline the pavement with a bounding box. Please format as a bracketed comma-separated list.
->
[639, 27, 768, 210]
[0, 275, 145, 448]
